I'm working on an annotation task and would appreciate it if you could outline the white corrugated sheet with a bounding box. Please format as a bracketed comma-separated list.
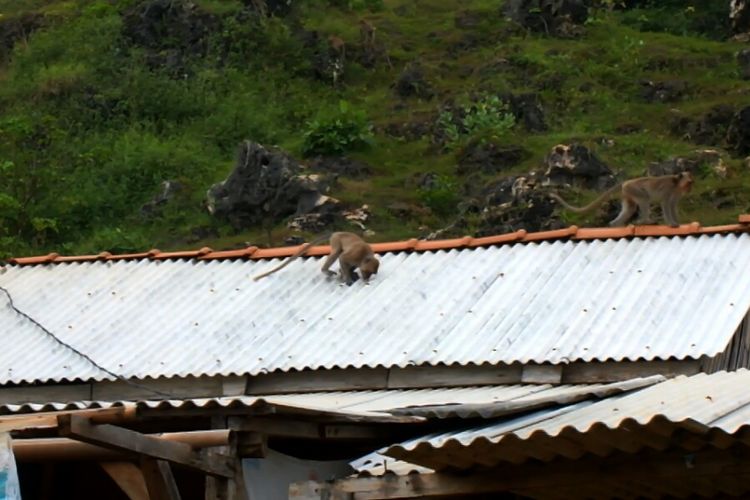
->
[1, 234, 749, 384]
[384, 370, 750, 470]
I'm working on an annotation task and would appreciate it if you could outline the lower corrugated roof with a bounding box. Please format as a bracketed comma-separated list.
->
[0, 232, 749, 385]
[0, 379, 650, 418]
[384, 369, 750, 471]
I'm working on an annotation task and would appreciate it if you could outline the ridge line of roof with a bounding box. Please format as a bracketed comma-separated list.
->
[7, 217, 750, 266]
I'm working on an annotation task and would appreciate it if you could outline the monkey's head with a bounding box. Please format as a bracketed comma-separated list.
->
[675, 171, 694, 193]
[360, 256, 380, 283]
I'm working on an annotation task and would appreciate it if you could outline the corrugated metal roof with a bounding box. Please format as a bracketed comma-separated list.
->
[384, 370, 750, 470]
[1, 233, 749, 384]
[0, 380, 647, 417]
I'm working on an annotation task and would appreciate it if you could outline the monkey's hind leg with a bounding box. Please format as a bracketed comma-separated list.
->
[609, 198, 638, 227]
[662, 200, 680, 228]
[632, 196, 655, 225]
[338, 261, 357, 286]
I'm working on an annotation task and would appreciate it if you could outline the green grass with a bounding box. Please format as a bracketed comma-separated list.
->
[0, 0, 747, 256]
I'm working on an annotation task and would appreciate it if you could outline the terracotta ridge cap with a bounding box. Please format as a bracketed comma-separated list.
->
[6, 218, 750, 265]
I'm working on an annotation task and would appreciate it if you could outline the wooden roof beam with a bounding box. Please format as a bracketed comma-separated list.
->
[14, 430, 231, 462]
[57, 415, 233, 478]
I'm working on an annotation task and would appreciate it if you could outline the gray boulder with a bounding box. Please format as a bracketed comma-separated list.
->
[206, 141, 336, 228]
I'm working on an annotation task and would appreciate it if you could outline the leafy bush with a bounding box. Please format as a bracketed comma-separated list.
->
[619, 2, 730, 40]
[302, 101, 374, 157]
[419, 175, 459, 217]
[437, 95, 516, 150]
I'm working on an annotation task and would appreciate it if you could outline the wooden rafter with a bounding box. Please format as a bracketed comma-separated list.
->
[57, 415, 233, 478]
[0, 406, 135, 433]
[14, 430, 231, 461]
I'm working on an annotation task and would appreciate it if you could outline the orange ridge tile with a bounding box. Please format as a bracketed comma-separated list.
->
[200, 247, 258, 260]
[252, 245, 314, 259]
[370, 240, 421, 253]
[574, 226, 635, 240]
[633, 222, 701, 237]
[105, 251, 153, 261]
[152, 247, 214, 260]
[7, 222, 750, 265]
[414, 236, 473, 252]
[699, 224, 749, 234]
[522, 226, 578, 242]
[7, 253, 59, 265]
[470, 230, 527, 247]
[54, 255, 99, 263]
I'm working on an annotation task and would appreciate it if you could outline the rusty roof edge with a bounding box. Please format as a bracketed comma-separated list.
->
[7, 216, 750, 266]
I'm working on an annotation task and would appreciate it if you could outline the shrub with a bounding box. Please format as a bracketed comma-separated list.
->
[419, 175, 459, 217]
[437, 95, 516, 150]
[302, 101, 373, 157]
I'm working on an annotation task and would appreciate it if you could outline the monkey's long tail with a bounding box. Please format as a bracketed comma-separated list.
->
[548, 182, 622, 214]
[252, 233, 331, 281]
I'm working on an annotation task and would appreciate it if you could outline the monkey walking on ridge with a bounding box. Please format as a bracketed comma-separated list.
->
[253, 232, 380, 285]
[549, 172, 694, 228]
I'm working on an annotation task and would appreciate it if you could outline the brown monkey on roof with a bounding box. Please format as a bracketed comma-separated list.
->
[253, 232, 379, 285]
[549, 172, 694, 227]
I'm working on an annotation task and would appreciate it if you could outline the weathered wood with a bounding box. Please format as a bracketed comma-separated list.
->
[521, 364, 562, 384]
[58, 415, 233, 478]
[247, 367, 390, 394]
[235, 432, 267, 459]
[227, 416, 400, 441]
[0, 406, 135, 433]
[14, 430, 231, 462]
[93, 375, 223, 401]
[248, 361, 700, 395]
[561, 360, 701, 384]
[0, 359, 706, 406]
[221, 376, 248, 397]
[0, 384, 91, 406]
[387, 364, 523, 388]
[205, 418, 248, 500]
[141, 457, 182, 500]
[0, 375, 239, 406]
[100, 461, 149, 500]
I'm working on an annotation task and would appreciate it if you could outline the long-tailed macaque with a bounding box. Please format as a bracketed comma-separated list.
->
[253, 232, 379, 285]
[358, 19, 392, 69]
[359, 19, 376, 47]
[328, 34, 346, 61]
[549, 172, 694, 227]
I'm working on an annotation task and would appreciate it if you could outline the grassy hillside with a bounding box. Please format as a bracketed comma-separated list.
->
[0, 0, 748, 256]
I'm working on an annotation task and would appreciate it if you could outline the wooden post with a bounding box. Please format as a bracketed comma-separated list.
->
[141, 457, 182, 500]
[205, 417, 249, 500]
[100, 462, 149, 500]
